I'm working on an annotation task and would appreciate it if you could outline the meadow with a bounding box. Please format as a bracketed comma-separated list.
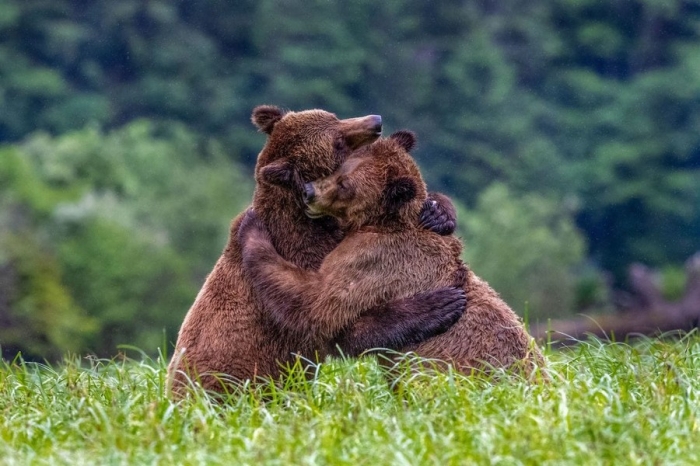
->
[1, 335, 699, 465]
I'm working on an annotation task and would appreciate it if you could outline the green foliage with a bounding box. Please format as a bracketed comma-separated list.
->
[0, 0, 699, 273]
[0, 122, 254, 359]
[0, 147, 80, 216]
[457, 183, 585, 320]
[0, 232, 94, 361]
[2, 0, 700, 357]
[0, 148, 93, 360]
[20, 121, 254, 275]
[57, 217, 193, 355]
[659, 265, 687, 301]
[1, 337, 699, 463]
[573, 265, 613, 314]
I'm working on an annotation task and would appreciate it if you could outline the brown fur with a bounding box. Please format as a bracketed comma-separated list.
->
[239, 131, 546, 378]
[168, 108, 466, 395]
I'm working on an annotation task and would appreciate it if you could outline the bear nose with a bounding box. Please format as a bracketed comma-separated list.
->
[302, 183, 316, 204]
[369, 115, 382, 133]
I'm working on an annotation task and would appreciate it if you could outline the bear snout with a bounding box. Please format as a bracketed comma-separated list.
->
[341, 115, 383, 150]
[368, 115, 382, 134]
[303, 183, 316, 204]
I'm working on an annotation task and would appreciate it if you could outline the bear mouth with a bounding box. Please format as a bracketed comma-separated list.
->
[304, 207, 326, 219]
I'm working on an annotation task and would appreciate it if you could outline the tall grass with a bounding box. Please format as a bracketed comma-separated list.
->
[1, 335, 699, 465]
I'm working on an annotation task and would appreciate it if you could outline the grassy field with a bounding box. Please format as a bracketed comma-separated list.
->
[1, 335, 699, 465]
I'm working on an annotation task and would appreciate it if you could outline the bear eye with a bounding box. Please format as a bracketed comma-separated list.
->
[336, 177, 355, 201]
[337, 177, 351, 193]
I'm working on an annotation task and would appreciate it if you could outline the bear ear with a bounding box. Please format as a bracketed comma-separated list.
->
[259, 159, 300, 189]
[252, 105, 286, 134]
[383, 176, 418, 215]
[389, 130, 417, 152]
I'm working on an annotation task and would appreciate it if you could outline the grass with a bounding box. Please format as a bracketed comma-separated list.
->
[1, 335, 699, 465]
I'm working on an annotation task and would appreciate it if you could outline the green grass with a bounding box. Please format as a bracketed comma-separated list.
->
[1, 335, 699, 465]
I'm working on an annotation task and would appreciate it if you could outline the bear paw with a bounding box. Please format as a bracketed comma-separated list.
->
[419, 193, 457, 236]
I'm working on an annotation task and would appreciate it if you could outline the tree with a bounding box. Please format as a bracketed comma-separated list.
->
[457, 183, 585, 321]
[0, 122, 254, 358]
[0, 148, 94, 360]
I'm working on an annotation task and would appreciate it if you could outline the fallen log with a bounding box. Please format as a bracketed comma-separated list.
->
[532, 252, 700, 344]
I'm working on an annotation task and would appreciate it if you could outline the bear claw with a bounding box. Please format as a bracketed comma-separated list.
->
[419, 198, 457, 236]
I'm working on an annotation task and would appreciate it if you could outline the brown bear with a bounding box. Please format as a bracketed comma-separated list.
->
[237, 130, 546, 378]
[168, 107, 466, 395]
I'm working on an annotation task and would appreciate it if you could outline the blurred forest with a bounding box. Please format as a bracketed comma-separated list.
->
[1, 0, 699, 359]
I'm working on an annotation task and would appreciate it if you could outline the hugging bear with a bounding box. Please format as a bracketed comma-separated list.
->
[168, 107, 466, 395]
[238, 130, 546, 377]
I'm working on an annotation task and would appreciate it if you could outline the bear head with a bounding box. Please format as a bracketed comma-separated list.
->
[302, 130, 428, 232]
[252, 105, 382, 194]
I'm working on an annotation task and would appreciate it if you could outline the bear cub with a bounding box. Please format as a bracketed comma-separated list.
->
[239, 130, 545, 376]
